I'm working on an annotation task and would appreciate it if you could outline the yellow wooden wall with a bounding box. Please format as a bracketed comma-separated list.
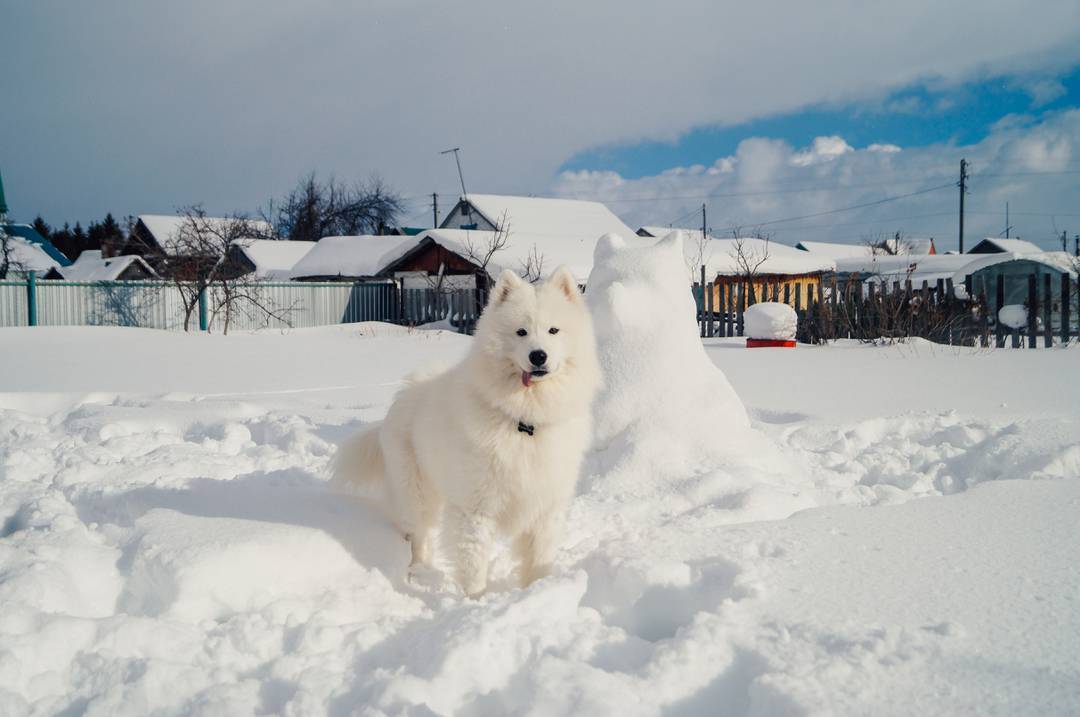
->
[708, 273, 823, 310]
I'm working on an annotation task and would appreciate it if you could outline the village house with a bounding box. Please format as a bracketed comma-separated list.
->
[965, 237, 1043, 254]
[638, 227, 834, 307]
[224, 239, 316, 281]
[123, 214, 273, 278]
[44, 250, 158, 281]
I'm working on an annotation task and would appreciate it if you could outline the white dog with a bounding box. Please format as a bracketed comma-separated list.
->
[335, 267, 601, 597]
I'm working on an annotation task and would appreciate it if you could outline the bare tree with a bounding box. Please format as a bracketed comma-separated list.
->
[0, 228, 27, 279]
[276, 173, 404, 242]
[168, 205, 294, 333]
[519, 244, 545, 284]
[462, 211, 511, 274]
[863, 230, 911, 256]
[727, 225, 772, 303]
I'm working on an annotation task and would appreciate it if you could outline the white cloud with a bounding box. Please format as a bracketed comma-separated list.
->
[2, 1, 1080, 222]
[553, 110, 1080, 251]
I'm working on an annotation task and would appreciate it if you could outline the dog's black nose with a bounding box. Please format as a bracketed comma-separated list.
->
[529, 350, 548, 367]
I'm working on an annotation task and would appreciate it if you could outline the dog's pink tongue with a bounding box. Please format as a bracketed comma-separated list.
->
[521, 370, 531, 387]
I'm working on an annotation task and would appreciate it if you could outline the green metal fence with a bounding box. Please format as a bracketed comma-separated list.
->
[0, 276, 401, 331]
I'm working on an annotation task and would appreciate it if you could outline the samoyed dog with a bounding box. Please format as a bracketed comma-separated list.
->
[335, 267, 601, 597]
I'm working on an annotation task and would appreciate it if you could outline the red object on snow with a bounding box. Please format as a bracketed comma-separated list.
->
[746, 338, 796, 348]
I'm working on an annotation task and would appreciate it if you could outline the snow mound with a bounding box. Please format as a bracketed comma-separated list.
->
[744, 302, 797, 341]
[999, 304, 1028, 329]
[583, 232, 797, 520]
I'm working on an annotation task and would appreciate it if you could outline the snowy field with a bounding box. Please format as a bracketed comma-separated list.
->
[1, 325, 1078, 715]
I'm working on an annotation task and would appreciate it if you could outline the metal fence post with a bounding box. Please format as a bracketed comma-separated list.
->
[198, 285, 208, 332]
[26, 271, 37, 326]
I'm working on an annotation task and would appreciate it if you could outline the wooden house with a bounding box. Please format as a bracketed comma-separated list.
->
[966, 237, 1043, 255]
[123, 214, 273, 279]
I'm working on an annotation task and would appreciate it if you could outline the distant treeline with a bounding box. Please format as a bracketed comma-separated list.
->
[30, 172, 405, 262]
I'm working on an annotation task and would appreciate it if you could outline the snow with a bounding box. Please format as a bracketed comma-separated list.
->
[642, 229, 834, 277]
[951, 251, 1078, 285]
[969, 237, 1044, 255]
[1, 255, 1079, 714]
[795, 240, 877, 259]
[456, 193, 637, 242]
[286, 235, 417, 279]
[999, 304, 1029, 329]
[138, 214, 273, 255]
[0, 236, 61, 273]
[53, 250, 158, 281]
[743, 302, 797, 340]
[233, 239, 316, 280]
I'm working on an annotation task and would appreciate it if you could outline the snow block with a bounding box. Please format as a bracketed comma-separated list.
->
[744, 302, 797, 341]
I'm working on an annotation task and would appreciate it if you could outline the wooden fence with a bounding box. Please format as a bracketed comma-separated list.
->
[694, 272, 1079, 348]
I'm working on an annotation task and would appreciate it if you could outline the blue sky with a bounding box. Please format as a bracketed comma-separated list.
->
[562, 66, 1080, 179]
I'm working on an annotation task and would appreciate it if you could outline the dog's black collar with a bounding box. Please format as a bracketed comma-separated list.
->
[517, 421, 535, 436]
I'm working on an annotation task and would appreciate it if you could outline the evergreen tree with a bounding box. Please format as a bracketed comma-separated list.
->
[32, 216, 51, 240]
[51, 223, 78, 261]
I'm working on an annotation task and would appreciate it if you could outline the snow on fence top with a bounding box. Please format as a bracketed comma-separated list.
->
[232, 239, 316, 279]
[287, 235, 416, 280]
[138, 214, 274, 255]
[54, 250, 158, 281]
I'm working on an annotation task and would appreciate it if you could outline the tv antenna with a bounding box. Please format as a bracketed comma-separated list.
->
[441, 147, 468, 198]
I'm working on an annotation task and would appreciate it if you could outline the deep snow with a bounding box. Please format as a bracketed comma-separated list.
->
[0, 320, 1078, 715]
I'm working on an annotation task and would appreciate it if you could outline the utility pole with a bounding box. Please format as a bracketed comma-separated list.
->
[1063, 230, 1068, 253]
[958, 158, 967, 254]
[432, 193, 439, 228]
[1075, 234, 1079, 258]
[440, 147, 468, 198]
[701, 203, 707, 242]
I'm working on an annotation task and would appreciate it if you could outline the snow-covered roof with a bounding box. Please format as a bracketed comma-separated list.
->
[951, 251, 1078, 284]
[287, 235, 417, 279]
[795, 241, 877, 259]
[416, 227, 609, 283]
[698, 237, 834, 276]
[797, 238, 935, 257]
[138, 214, 273, 255]
[457, 194, 636, 240]
[56, 250, 158, 281]
[967, 237, 1043, 255]
[836, 253, 979, 281]
[0, 234, 62, 273]
[233, 239, 316, 279]
[639, 228, 833, 277]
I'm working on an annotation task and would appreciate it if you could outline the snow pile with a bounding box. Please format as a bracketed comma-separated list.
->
[743, 302, 797, 340]
[583, 232, 800, 521]
[999, 304, 1028, 329]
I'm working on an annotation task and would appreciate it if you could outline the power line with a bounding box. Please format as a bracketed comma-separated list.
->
[750, 182, 956, 228]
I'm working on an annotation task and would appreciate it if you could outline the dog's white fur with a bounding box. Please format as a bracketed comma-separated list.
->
[334, 267, 601, 597]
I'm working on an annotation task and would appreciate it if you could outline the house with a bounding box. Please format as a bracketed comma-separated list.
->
[0, 230, 64, 276]
[697, 237, 834, 307]
[44, 250, 159, 281]
[966, 237, 1043, 255]
[287, 235, 416, 282]
[124, 214, 273, 276]
[641, 228, 834, 307]
[225, 239, 316, 280]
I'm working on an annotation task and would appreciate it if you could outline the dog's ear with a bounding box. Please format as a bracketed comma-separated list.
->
[549, 266, 581, 302]
[491, 269, 524, 304]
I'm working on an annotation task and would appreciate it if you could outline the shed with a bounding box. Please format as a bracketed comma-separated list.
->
[227, 239, 316, 280]
[966, 238, 1043, 255]
[44, 250, 158, 281]
[287, 235, 416, 281]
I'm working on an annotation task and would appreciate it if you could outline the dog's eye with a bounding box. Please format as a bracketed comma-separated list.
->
[548, 327, 559, 335]
[516, 328, 528, 337]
